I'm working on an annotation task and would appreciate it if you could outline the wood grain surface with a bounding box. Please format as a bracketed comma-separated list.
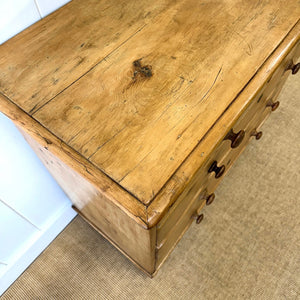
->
[0, 0, 299, 219]
[147, 21, 300, 226]
[1, 0, 299, 276]
[0, 0, 174, 112]
[18, 127, 156, 274]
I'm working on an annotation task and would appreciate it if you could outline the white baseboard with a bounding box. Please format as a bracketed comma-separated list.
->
[0, 205, 77, 296]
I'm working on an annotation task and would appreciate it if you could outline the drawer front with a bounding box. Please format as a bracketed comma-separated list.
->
[155, 40, 299, 265]
[230, 39, 300, 139]
[156, 183, 207, 248]
[156, 188, 207, 269]
[265, 39, 300, 98]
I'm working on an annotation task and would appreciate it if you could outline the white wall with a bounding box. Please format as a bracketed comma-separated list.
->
[0, 0, 71, 45]
[0, 0, 75, 295]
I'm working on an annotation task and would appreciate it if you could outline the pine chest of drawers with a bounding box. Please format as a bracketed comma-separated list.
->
[0, 0, 299, 276]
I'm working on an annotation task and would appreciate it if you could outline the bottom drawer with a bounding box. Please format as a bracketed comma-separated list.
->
[156, 189, 207, 269]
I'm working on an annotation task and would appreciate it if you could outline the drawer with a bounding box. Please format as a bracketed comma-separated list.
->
[156, 188, 207, 269]
[229, 39, 300, 139]
[264, 39, 300, 98]
[156, 186, 207, 248]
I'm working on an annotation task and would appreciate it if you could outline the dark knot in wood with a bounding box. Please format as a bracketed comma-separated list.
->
[132, 59, 152, 80]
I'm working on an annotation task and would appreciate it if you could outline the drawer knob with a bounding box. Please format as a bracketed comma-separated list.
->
[224, 129, 245, 148]
[266, 99, 280, 111]
[208, 161, 225, 178]
[206, 193, 215, 205]
[287, 61, 300, 75]
[193, 213, 204, 224]
[251, 129, 263, 140]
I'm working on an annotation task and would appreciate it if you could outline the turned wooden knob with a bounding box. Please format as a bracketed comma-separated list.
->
[224, 129, 245, 148]
[194, 213, 204, 224]
[251, 129, 263, 140]
[286, 61, 300, 75]
[266, 99, 280, 111]
[206, 193, 215, 205]
[208, 161, 225, 178]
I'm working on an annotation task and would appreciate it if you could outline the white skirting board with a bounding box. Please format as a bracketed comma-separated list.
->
[0, 205, 76, 295]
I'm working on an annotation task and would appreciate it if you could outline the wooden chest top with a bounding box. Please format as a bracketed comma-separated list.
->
[0, 0, 299, 224]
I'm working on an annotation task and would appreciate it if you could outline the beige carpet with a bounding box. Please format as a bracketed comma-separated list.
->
[2, 74, 300, 299]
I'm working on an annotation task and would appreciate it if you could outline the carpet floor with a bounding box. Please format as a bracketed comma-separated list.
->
[2, 74, 300, 300]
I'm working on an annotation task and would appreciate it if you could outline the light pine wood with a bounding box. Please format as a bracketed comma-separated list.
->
[0, 92, 147, 226]
[18, 128, 156, 274]
[155, 69, 298, 268]
[72, 206, 156, 277]
[1, 0, 298, 204]
[0, 0, 299, 276]
[147, 22, 300, 227]
[34, 1, 300, 204]
[156, 65, 293, 250]
[156, 190, 207, 269]
[0, 0, 174, 113]
[157, 188, 207, 248]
